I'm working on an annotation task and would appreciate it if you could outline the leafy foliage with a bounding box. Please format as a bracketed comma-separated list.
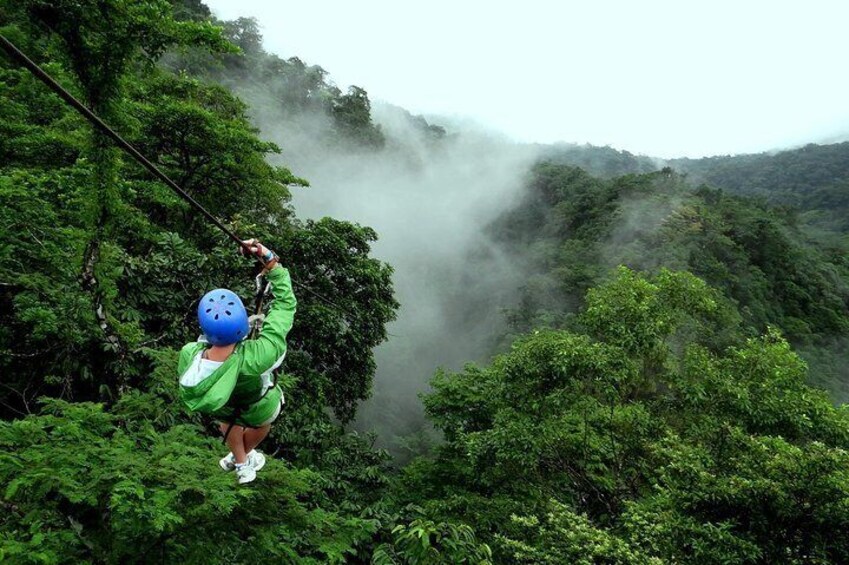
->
[163, 4, 386, 150]
[400, 269, 849, 563]
[373, 515, 492, 565]
[498, 501, 661, 564]
[0, 398, 378, 564]
[494, 162, 849, 399]
[671, 142, 849, 233]
[4, 1, 849, 563]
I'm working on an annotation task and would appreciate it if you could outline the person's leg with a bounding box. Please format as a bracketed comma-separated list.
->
[243, 425, 271, 454]
[219, 422, 248, 464]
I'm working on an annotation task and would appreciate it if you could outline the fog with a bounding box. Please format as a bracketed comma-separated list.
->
[241, 92, 540, 449]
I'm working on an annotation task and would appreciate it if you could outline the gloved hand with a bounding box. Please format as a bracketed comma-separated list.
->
[240, 238, 279, 270]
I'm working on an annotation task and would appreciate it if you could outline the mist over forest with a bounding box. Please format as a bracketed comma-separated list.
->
[224, 39, 849, 448]
[243, 94, 542, 450]
[3, 1, 849, 563]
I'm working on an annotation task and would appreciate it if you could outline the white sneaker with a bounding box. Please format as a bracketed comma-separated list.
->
[235, 463, 256, 484]
[220, 449, 260, 472]
[248, 450, 266, 472]
[219, 452, 236, 471]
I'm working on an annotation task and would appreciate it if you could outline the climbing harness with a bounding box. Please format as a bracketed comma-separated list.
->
[219, 276, 274, 443]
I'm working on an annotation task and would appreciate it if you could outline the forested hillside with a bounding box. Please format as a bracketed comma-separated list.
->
[2, 0, 849, 563]
[672, 143, 849, 234]
[493, 164, 849, 398]
[164, 0, 392, 152]
[399, 269, 849, 563]
[537, 143, 659, 178]
[543, 140, 849, 236]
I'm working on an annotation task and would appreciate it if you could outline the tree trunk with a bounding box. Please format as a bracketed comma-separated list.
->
[80, 119, 129, 393]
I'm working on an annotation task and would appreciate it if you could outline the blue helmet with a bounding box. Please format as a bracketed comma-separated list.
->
[197, 289, 249, 346]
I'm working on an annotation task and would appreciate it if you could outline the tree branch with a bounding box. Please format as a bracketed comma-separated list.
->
[0, 382, 34, 416]
[132, 333, 168, 353]
[80, 238, 128, 389]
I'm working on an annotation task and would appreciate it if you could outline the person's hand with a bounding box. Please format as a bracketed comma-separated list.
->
[240, 238, 279, 270]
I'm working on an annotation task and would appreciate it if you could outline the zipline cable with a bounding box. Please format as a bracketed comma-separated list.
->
[0, 35, 246, 249]
[0, 34, 351, 318]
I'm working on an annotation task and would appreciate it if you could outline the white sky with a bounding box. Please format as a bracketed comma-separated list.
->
[205, 0, 849, 158]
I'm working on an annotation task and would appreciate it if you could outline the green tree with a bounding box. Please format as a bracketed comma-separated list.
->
[0, 0, 397, 561]
[332, 86, 385, 149]
[373, 515, 492, 564]
[4, 0, 234, 389]
[0, 399, 378, 563]
[399, 268, 849, 563]
[493, 162, 849, 400]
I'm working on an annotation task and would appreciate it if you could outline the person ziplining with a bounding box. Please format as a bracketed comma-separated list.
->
[178, 239, 296, 484]
[0, 35, 346, 484]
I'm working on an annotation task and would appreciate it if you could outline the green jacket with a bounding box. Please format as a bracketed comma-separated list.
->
[177, 266, 296, 427]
